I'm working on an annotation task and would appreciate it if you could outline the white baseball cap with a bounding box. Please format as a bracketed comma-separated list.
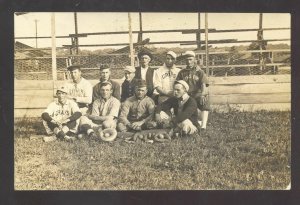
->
[124, 66, 136, 73]
[166, 51, 177, 59]
[183, 50, 196, 57]
[56, 86, 68, 94]
[175, 80, 189, 91]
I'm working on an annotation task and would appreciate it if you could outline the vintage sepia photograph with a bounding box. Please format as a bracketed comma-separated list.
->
[14, 12, 291, 190]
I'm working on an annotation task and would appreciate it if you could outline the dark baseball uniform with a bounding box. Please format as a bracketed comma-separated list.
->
[176, 65, 210, 111]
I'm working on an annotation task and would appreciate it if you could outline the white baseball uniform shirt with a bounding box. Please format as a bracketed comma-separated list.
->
[64, 77, 93, 105]
[153, 64, 181, 102]
[43, 99, 81, 123]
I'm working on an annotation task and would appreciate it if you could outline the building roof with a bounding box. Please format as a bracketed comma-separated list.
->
[15, 41, 50, 58]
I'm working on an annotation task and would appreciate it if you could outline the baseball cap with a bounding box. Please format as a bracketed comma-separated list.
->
[166, 51, 177, 59]
[67, 65, 81, 71]
[99, 64, 110, 71]
[100, 81, 113, 88]
[183, 51, 196, 58]
[135, 79, 147, 88]
[124, 66, 136, 73]
[56, 86, 68, 94]
[175, 80, 189, 91]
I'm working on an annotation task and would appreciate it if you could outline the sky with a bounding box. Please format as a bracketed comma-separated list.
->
[14, 12, 291, 50]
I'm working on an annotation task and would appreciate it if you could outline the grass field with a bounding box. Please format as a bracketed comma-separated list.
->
[14, 111, 291, 190]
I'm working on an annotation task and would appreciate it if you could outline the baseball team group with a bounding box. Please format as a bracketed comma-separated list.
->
[41, 50, 210, 142]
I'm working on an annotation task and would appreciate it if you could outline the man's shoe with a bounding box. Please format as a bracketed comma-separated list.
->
[43, 135, 57, 142]
[77, 133, 85, 139]
[64, 135, 76, 142]
[88, 132, 97, 138]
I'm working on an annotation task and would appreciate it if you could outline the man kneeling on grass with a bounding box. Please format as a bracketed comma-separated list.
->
[42, 86, 82, 142]
[117, 79, 156, 132]
[155, 80, 200, 136]
[79, 82, 120, 138]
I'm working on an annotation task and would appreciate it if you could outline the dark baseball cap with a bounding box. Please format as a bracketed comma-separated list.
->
[99, 64, 110, 71]
[135, 79, 147, 88]
[67, 65, 81, 71]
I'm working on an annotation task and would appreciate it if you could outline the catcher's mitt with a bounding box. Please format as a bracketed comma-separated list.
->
[98, 128, 117, 142]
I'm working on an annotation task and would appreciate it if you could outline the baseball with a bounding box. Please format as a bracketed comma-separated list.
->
[104, 133, 110, 137]
[158, 134, 164, 139]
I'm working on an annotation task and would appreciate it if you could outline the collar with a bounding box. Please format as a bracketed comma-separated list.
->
[186, 65, 201, 71]
[99, 96, 112, 102]
[134, 95, 147, 101]
[100, 78, 111, 83]
[125, 78, 133, 83]
[56, 99, 69, 106]
[141, 66, 149, 70]
[73, 77, 82, 84]
[163, 63, 176, 70]
[178, 93, 189, 102]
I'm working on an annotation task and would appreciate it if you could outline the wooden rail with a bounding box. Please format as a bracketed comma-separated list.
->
[14, 75, 291, 117]
[14, 27, 290, 39]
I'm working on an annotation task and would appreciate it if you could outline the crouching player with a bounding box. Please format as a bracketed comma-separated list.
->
[41, 86, 82, 142]
[155, 80, 200, 136]
[79, 82, 120, 138]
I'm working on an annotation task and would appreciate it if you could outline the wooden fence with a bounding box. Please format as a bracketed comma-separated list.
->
[14, 75, 291, 118]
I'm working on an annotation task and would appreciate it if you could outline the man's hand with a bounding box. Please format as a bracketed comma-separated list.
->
[61, 118, 70, 125]
[131, 121, 144, 130]
[155, 113, 162, 124]
[188, 124, 198, 135]
[197, 95, 207, 106]
[51, 119, 62, 128]
[170, 117, 177, 126]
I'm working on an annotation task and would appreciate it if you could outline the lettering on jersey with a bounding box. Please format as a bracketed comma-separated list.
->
[184, 75, 190, 81]
[162, 72, 177, 79]
[184, 73, 199, 82]
[53, 109, 70, 116]
[69, 87, 85, 97]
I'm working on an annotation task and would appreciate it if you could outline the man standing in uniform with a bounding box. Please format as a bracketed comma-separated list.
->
[155, 80, 199, 135]
[117, 80, 156, 132]
[121, 66, 139, 102]
[93, 64, 121, 101]
[42, 86, 82, 142]
[176, 51, 210, 130]
[153, 51, 181, 104]
[80, 82, 120, 138]
[64, 65, 93, 115]
[135, 50, 156, 98]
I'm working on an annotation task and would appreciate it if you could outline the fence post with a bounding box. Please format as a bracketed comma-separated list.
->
[128, 13, 135, 66]
[196, 12, 201, 50]
[74, 12, 79, 55]
[259, 13, 263, 72]
[205, 13, 209, 76]
[51, 13, 57, 98]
